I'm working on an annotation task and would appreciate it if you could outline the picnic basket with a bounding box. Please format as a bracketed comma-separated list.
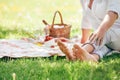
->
[48, 11, 71, 38]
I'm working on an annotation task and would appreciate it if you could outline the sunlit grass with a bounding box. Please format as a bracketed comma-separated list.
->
[0, 0, 82, 39]
[0, 55, 120, 80]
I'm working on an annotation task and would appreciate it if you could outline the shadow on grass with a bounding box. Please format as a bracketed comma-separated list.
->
[0, 56, 66, 63]
[102, 53, 120, 61]
[0, 53, 119, 63]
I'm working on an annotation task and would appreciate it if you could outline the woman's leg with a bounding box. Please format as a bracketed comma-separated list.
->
[57, 40, 76, 61]
[57, 40, 99, 62]
[72, 44, 99, 62]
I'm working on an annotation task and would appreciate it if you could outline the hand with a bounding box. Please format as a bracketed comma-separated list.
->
[89, 29, 106, 46]
[88, 11, 118, 45]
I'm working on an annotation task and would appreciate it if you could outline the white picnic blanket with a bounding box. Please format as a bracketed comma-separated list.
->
[0, 39, 65, 58]
[1, 37, 117, 58]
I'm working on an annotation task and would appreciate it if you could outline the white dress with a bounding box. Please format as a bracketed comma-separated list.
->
[80, 0, 120, 58]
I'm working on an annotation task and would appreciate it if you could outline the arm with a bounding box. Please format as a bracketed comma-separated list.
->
[80, 1, 92, 44]
[81, 28, 91, 44]
[89, 11, 118, 45]
[98, 11, 118, 34]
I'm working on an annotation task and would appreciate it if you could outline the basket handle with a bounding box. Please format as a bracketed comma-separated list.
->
[51, 11, 64, 28]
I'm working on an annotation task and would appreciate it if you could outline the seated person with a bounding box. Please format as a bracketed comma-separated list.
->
[57, 0, 120, 62]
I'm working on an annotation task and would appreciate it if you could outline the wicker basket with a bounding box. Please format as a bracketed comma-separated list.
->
[49, 11, 71, 38]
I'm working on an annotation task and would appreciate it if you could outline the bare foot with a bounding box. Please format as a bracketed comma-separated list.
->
[57, 40, 76, 61]
[72, 44, 98, 62]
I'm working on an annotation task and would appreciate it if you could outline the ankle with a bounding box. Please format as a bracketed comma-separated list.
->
[81, 43, 95, 53]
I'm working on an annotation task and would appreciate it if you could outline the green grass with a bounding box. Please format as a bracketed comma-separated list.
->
[0, 54, 120, 80]
[0, 0, 82, 39]
[0, 0, 120, 80]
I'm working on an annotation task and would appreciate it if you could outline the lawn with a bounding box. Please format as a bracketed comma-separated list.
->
[0, 0, 82, 39]
[0, 0, 120, 80]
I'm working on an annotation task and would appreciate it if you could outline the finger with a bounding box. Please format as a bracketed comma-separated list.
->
[96, 38, 101, 46]
[90, 35, 97, 43]
[89, 33, 93, 40]
[89, 33, 95, 42]
[99, 38, 103, 46]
